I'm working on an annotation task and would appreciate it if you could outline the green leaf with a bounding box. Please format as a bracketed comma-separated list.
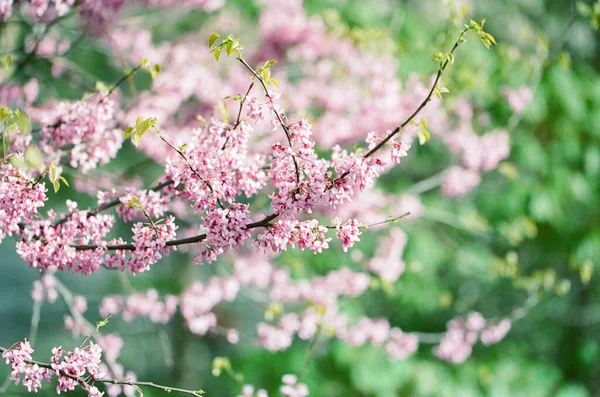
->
[418, 128, 430, 145]
[49, 162, 59, 182]
[126, 195, 142, 208]
[59, 176, 69, 187]
[148, 63, 162, 79]
[225, 40, 234, 56]
[1, 131, 7, 157]
[418, 119, 430, 145]
[14, 109, 31, 136]
[136, 117, 156, 136]
[208, 32, 220, 47]
[24, 145, 43, 169]
[213, 46, 222, 61]
[215, 101, 230, 123]
[95, 81, 110, 94]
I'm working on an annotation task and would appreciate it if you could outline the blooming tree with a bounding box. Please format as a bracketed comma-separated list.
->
[0, 1, 547, 396]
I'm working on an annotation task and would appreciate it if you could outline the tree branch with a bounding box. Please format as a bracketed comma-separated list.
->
[0, 346, 205, 397]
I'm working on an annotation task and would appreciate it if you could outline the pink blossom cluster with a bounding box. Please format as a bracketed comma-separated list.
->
[98, 188, 169, 222]
[99, 289, 178, 324]
[17, 201, 115, 275]
[2, 340, 105, 397]
[198, 203, 252, 264]
[2, 340, 52, 393]
[326, 144, 384, 208]
[366, 132, 412, 165]
[0, 164, 47, 243]
[434, 312, 512, 363]
[126, 216, 178, 274]
[332, 218, 362, 252]
[255, 219, 330, 255]
[39, 95, 123, 173]
[268, 119, 330, 216]
[51, 343, 104, 390]
[164, 121, 267, 214]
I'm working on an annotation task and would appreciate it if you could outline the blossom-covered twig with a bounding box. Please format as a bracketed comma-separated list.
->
[0, 346, 205, 397]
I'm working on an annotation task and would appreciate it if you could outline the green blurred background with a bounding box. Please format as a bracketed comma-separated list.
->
[1, 0, 600, 396]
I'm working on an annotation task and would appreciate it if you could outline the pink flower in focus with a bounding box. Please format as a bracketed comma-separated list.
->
[333, 218, 362, 252]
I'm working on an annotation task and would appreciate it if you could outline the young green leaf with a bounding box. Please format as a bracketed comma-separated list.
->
[24, 145, 43, 169]
[14, 109, 31, 136]
[208, 32, 220, 47]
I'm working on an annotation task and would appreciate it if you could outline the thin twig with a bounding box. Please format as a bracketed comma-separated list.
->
[326, 212, 411, 229]
[328, 27, 471, 186]
[237, 56, 301, 184]
[222, 81, 255, 150]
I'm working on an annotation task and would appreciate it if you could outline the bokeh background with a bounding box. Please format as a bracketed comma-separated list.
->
[1, 0, 600, 396]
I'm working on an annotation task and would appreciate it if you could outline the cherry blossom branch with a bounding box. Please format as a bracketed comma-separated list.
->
[326, 212, 411, 229]
[328, 26, 474, 187]
[71, 212, 279, 251]
[104, 64, 143, 99]
[156, 132, 224, 208]
[0, 346, 206, 397]
[362, 28, 469, 159]
[71, 210, 405, 252]
[53, 179, 174, 227]
[361, 212, 411, 229]
[222, 81, 255, 150]
[237, 56, 301, 184]
[233, 81, 255, 130]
